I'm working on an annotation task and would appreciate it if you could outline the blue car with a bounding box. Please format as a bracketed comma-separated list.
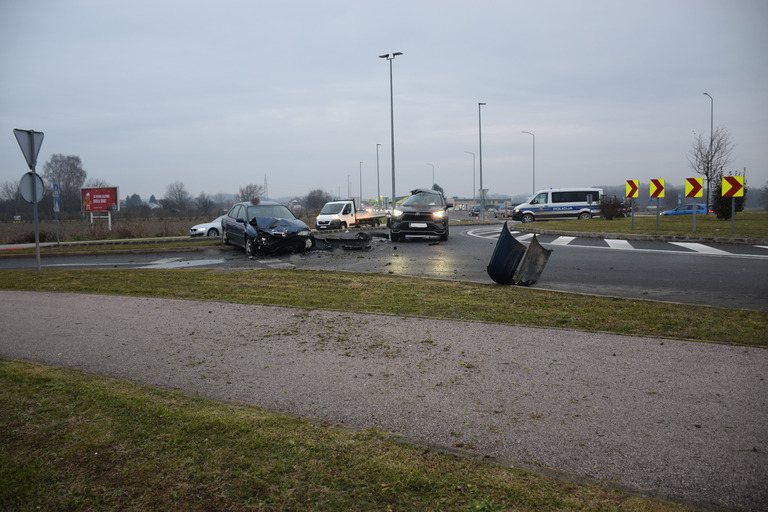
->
[221, 200, 315, 256]
[660, 204, 713, 216]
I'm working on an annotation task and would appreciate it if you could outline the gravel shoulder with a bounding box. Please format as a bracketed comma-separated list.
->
[1, 290, 765, 510]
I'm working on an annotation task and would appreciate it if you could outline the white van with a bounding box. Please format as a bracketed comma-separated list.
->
[511, 188, 602, 223]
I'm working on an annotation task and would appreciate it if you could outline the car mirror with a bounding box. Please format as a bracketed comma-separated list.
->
[446, 201, 454, 208]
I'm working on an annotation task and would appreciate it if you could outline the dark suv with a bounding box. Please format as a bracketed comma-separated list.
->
[389, 188, 452, 242]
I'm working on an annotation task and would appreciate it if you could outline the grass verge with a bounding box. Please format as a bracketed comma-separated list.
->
[1, 359, 695, 511]
[0, 268, 765, 347]
[522, 210, 768, 239]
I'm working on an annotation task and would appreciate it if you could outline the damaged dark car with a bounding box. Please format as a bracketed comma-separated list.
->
[222, 200, 315, 256]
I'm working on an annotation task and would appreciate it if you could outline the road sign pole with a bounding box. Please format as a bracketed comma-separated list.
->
[13, 129, 45, 272]
[631, 198, 635, 230]
[25, 140, 42, 273]
[692, 203, 697, 233]
[731, 197, 736, 235]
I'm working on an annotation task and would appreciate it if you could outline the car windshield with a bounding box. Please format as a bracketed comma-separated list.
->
[246, 205, 296, 221]
[402, 191, 442, 206]
[319, 203, 344, 215]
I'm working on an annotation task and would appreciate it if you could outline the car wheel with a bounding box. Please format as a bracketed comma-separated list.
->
[245, 236, 260, 257]
[578, 212, 592, 220]
[390, 232, 399, 242]
[440, 227, 449, 241]
[207, 228, 219, 237]
[340, 222, 347, 230]
[521, 213, 534, 223]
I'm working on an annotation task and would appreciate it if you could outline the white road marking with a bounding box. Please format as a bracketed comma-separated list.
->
[605, 239, 633, 249]
[550, 236, 576, 246]
[669, 242, 731, 255]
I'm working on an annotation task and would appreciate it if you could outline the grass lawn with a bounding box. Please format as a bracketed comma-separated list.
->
[1, 359, 695, 511]
[520, 210, 768, 239]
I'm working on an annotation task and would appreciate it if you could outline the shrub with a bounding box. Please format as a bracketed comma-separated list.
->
[599, 195, 628, 220]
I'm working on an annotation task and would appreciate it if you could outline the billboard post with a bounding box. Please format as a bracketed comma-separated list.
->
[81, 187, 119, 230]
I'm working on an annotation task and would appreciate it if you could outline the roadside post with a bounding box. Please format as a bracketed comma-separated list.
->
[13, 129, 45, 273]
[650, 179, 664, 230]
[722, 176, 744, 235]
[625, 180, 638, 229]
[53, 183, 60, 243]
[685, 177, 703, 233]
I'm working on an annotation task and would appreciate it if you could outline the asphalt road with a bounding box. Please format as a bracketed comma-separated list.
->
[2, 225, 767, 310]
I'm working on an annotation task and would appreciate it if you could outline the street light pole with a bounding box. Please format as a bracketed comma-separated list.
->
[380, 52, 403, 210]
[521, 131, 535, 194]
[359, 161, 363, 204]
[703, 92, 713, 212]
[376, 144, 381, 209]
[464, 151, 475, 199]
[426, 163, 434, 188]
[478, 102, 486, 216]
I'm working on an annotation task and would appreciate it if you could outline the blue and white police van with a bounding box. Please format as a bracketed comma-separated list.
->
[511, 188, 602, 223]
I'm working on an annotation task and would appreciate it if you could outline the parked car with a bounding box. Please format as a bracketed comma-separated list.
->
[389, 188, 452, 242]
[498, 206, 515, 219]
[660, 204, 713, 216]
[189, 215, 226, 237]
[469, 206, 481, 216]
[221, 200, 315, 256]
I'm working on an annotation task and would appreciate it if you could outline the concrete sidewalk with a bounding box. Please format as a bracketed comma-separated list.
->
[1, 290, 765, 510]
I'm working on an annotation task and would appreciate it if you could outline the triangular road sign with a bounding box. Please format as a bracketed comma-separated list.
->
[13, 129, 44, 170]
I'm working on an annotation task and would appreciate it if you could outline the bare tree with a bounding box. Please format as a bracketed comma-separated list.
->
[195, 191, 214, 215]
[84, 178, 110, 188]
[163, 181, 191, 212]
[237, 184, 264, 202]
[41, 154, 87, 212]
[0, 180, 22, 217]
[688, 127, 734, 212]
[303, 189, 333, 216]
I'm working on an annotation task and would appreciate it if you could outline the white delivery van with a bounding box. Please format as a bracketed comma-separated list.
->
[511, 188, 602, 223]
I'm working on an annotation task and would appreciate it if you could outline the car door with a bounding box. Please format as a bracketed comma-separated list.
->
[226, 204, 246, 247]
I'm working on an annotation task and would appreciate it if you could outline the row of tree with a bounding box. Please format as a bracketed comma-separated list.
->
[0, 125, 765, 222]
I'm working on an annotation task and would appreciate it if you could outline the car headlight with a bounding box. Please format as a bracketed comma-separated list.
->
[393, 209, 403, 218]
[432, 210, 445, 219]
[513, 208, 520, 213]
[298, 230, 311, 237]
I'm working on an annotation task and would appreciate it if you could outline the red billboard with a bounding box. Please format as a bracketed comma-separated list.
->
[82, 187, 119, 212]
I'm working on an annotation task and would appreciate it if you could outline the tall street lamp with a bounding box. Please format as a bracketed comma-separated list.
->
[380, 52, 402, 210]
[478, 102, 486, 215]
[376, 144, 382, 209]
[703, 92, 713, 212]
[521, 131, 535, 194]
[464, 151, 475, 199]
[426, 163, 434, 188]
[359, 161, 363, 204]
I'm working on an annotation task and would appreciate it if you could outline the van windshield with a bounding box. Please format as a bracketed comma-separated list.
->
[320, 203, 345, 215]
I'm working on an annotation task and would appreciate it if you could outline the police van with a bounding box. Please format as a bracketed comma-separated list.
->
[511, 188, 602, 223]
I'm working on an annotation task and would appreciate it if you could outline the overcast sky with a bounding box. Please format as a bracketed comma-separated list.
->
[2, 0, 766, 204]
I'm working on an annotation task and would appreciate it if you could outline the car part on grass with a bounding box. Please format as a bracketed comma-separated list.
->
[487, 221, 552, 286]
